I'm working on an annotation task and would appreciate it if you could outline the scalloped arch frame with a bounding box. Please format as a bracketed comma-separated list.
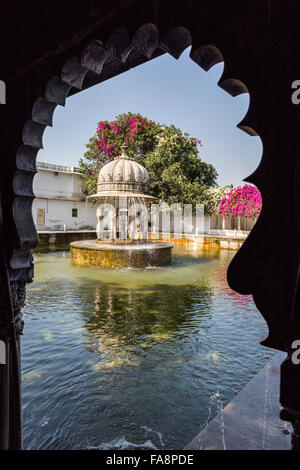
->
[14, 22, 262, 330]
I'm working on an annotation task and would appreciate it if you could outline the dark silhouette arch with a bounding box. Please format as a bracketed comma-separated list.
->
[1, 0, 299, 450]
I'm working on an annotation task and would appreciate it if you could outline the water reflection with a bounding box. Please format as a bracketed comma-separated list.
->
[22, 246, 273, 450]
[82, 281, 213, 346]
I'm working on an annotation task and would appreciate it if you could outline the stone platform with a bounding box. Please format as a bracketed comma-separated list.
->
[38, 230, 96, 246]
[185, 352, 292, 450]
[70, 239, 173, 268]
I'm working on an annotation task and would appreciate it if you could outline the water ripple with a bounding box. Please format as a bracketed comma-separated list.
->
[22, 248, 274, 449]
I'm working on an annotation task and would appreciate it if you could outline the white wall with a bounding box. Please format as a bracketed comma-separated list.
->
[33, 168, 83, 201]
[32, 198, 97, 230]
[32, 164, 97, 230]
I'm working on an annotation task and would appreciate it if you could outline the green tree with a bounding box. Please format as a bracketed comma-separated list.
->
[200, 185, 233, 216]
[79, 112, 218, 208]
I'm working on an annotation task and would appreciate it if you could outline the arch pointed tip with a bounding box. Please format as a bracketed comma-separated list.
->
[160, 26, 192, 59]
[132, 23, 159, 58]
[219, 78, 248, 97]
[190, 44, 224, 71]
[237, 124, 259, 137]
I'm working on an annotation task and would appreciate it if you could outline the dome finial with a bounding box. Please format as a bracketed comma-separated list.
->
[120, 142, 128, 159]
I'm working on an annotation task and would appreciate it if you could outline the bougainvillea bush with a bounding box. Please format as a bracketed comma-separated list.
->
[79, 112, 218, 207]
[217, 184, 262, 218]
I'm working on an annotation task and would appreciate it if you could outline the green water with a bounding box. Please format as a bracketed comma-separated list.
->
[22, 244, 274, 449]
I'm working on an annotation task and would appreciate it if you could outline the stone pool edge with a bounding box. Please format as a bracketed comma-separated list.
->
[184, 352, 292, 450]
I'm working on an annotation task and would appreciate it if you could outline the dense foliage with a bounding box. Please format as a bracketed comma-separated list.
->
[79, 112, 218, 208]
[218, 184, 262, 218]
[201, 186, 233, 216]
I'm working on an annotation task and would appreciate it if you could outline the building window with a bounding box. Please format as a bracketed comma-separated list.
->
[72, 208, 78, 217]
[37, 208, 45, 225]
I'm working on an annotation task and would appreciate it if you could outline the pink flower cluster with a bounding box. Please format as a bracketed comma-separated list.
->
[218, 184, 262, 218]
[94, 115, 154, 161]
[191, 137, 203, 147]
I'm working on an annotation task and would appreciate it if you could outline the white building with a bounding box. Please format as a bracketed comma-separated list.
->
[32, 162, 97, 230]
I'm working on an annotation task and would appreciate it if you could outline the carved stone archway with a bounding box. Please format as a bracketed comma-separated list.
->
[1, 1, 299, 449]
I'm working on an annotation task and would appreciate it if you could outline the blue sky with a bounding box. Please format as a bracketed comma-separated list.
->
[39, 47, 262, 186]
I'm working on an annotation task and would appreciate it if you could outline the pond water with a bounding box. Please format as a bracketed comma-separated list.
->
[22, 243, 274, 450]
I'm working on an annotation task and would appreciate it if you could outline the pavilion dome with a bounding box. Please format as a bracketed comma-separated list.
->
[98, 145, 149, 186]
[90, 143, 153, 199]
[87, 144, 157, 204]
